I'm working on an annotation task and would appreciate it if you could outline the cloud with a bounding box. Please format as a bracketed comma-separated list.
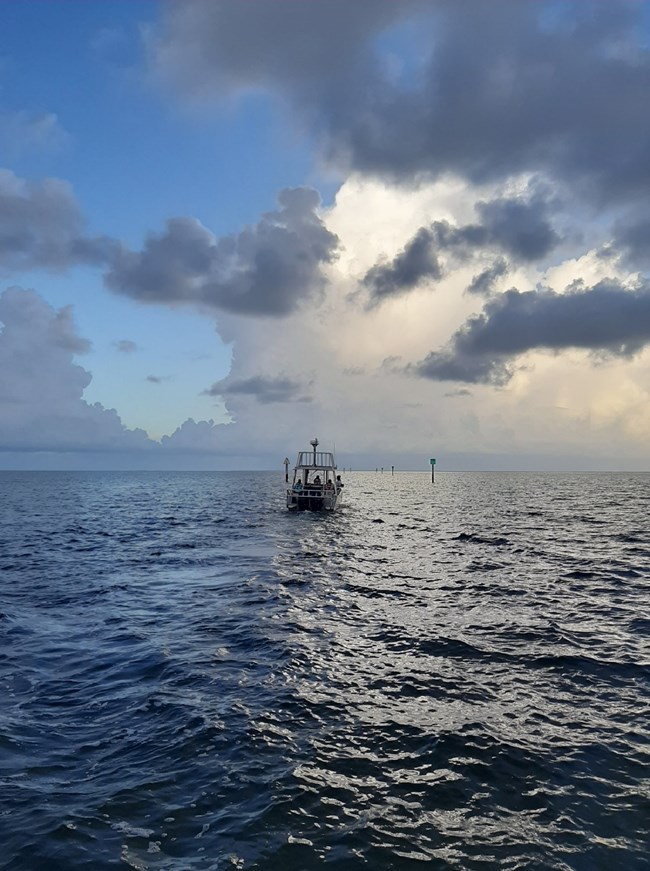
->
[361, 190, 558, 304]
[0, 111, 69, 154]
[159, 418, 223, 453]
[413, 279, 650, 384]
[362, 227, 442, 306]
[475, 194, 559, 262]
[146, 374, 167, 384]
[414, 350, 512, 386]
[105, 187, 339, 316]
[614, 213, 650, 270]
[148, 0, 410, 102]
[0, 172, 338, 322]
[0, 287, 153, 451]
[150, 1, 650, 206]
[467, 257, 509, 297]
[115, 339, 138, 352]
[204, 374, 312, 404]
[0, 169, 117, 273]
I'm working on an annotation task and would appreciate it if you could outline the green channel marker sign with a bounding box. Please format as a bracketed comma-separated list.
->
[430, 458, 436, 465]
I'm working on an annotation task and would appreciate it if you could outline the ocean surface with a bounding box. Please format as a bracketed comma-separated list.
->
[1, 470, 649, 870]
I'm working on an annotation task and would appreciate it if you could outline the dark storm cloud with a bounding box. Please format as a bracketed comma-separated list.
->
[614, 214, 650, 270]
[476, 196, 559, 262]
[467, 257, 509, 297]
[204, 375, 312, 404]
[0, 171, 118, 273]
[1, 172, 338, 320]
[105, 188, 339, 317]
[413, 280, 650, 384]
[152, 1, 650, 204]
[363, 193, 556, 303]
[414, 350, 512, 386]
[150, 0, 411, 101]
[362, 227, 441, 305]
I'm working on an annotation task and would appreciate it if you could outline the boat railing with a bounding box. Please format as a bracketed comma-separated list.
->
[288, 485, 340, 497]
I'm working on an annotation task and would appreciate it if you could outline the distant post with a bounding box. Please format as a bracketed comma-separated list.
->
[430, 458, 436, 483]
[284, 457, 290, 483]
[391, 465, 394, 476]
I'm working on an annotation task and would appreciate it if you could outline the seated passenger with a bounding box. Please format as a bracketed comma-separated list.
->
[293, 479, 303, 492]
[325, 479, 333, 490]
[314, 475, 322, 486]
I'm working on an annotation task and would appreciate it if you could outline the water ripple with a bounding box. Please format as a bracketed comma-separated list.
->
[0, 470, 649, 869]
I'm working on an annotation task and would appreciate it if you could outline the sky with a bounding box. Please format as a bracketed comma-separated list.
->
[1, 0, 650, 471]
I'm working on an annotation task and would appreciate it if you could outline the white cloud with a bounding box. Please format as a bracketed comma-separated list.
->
[0, 111, 69, 154]
[1, 176, 648, 469]
[0, 287, 152, 452]
[192, 175, 650, 467]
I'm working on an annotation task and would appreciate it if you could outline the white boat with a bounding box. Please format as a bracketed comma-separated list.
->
[286, 438, 343, 511]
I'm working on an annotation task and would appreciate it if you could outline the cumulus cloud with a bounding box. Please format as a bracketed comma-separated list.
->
[104, 187, 339, 317]
[204, 374, 312, 404]
[159, 418, 223, 453]
[0, 287, 152, 452]
[0, 172, 338, 321]
[0, 170, 117, 273]
[150, 1, 650, 206]
[413, 279, 650, 385]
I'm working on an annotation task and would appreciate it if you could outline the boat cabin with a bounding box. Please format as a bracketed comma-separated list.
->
[287, 438, 342, 511]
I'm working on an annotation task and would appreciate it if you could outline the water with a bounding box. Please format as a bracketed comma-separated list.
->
[1, 470, 649, 870]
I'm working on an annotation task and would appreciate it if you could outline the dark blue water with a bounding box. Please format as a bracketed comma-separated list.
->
[1, 471, 649, 870]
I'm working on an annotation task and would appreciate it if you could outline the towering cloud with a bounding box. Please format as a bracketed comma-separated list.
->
[0, 287, 152, 451]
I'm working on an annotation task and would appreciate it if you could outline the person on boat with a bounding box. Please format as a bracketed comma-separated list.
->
[293, 479, 303, 492]
[314, 475, 322, 486]
[336, 475, 343, 491]
[324, 479, 333, 491]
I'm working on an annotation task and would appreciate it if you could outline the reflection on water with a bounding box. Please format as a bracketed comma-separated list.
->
[1, 470, 649, 869]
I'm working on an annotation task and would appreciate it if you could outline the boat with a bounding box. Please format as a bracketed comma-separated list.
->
[286, 438, 343, 511]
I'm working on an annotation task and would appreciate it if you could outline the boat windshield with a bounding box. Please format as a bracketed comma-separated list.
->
[296, 451, 335, 468]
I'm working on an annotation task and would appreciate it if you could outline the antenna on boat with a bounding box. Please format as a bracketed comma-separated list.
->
[310, 437, 319, 466]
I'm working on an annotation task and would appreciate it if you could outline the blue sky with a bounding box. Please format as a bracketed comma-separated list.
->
[1, 0, 319, 440]
[1, 1, 650, 469]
